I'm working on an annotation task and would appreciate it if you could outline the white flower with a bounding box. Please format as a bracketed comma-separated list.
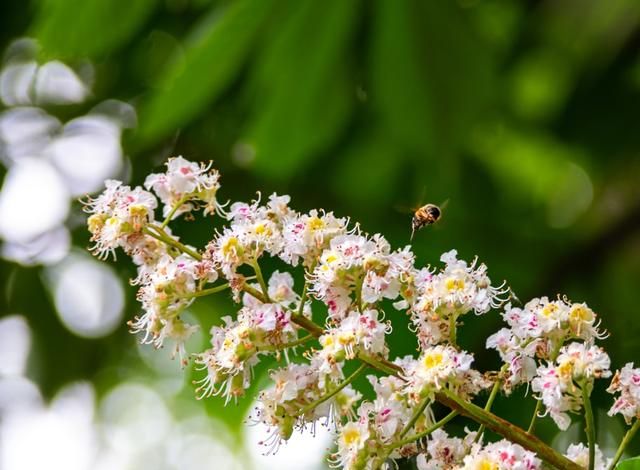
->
[267, 270, 299, 307]
[84, 179, 158, 259]
[333, 420, 371, 469]
[531, 342, 611, 430]
[128, 254, 201, 363]
[279, 209, 350, 267]
[565, 443, 611, 470]
[318, 310, 390, 370]
[417, 428, 476, 470]
[193, 317, 259, 403]
[607, 362, 640, 424]
[462, 439, 541, 469]
[410, 250, 509, 347]
[404, 346, 488, 400]
[144, 156, 222, 218]
[487, 299, 607, 393]
[252, 362, 360, 454]
[365, 375, 414, 443]
[203, 193, 291, 280]
[310, 233, 412, 319]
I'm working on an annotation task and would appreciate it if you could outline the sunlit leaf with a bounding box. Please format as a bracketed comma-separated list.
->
[617, 457, 640, 469]
[32, 0, 157, 58]
[136, 0, 274, 146]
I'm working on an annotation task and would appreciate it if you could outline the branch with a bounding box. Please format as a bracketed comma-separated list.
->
[436, 389, 582, 470]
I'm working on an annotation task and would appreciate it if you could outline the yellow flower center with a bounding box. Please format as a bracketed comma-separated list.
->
[541, 304, 558, 317]
[129, 204, 148, 218]
[222, 237, 239, 256]
[570, 305, 593, 323]
[254, 223, 271, 236]
[105, 216, 119, 227]
[338, 331, 355, 346]
[321, 335, 334, 348]
[325, 253, 339, 264]
[478, 459, 498, 470]
[445, 278, 465, 291]
[87, 214, 105, 233]
[557, 360, 573, 378]
[308, 216, 324, 231]
[423, 351, 444, 370]
[342, 427, 361, 446]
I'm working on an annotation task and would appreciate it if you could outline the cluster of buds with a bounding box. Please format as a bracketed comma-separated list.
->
[85, 157, 639, 470]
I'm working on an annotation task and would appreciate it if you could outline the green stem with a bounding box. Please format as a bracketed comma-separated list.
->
[256, 335, 314, 353]
[449, 313, 458, 346]
[239, 295, 579, 470]
[528, 400, 542, 434]
[143, 225, 202, 260]
[354, 275, 364, 312]
[391, 410, 459, 450]
[356, 351, 401, 377]
[160, 195, 191, 229]
[581, 381, 596, 470]
[297, 363, 367, 417]
[178, 283, 230, 299]
[437, 389, 583, 470]
[251, 259, 271, 302]
[476, 369, 504, 442]
[243, 284, 267, 303]
[399, 396, 432, 438]
[608, 419, 640, 470]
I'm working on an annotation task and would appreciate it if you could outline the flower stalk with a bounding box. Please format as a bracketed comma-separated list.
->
[581, 381, 596, 470]
[608, 419, 640, 470]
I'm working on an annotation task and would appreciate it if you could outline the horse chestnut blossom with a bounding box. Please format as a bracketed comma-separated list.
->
[461, 440, 541, 470]
[144, 156, 222, 218]
[85, 156, 639, 470]
[608, 363, 640, 424]
[486, 298, 608, 393]
[531, 342, 611, 430]
[565, 443, 611, 470]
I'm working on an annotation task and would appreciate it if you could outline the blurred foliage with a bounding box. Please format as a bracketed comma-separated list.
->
[1, 0, 640, 465]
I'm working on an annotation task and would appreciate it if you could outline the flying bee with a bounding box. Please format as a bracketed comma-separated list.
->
[410, 203, 442, 241]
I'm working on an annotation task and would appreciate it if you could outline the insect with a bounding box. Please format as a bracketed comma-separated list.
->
[410, 203, 442, 241]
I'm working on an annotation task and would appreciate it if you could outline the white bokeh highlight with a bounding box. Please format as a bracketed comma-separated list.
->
[45, 252, 125, 338]
[245, 399, 334, 470]
[0, 157, 70, 242]
[0, 315, 31, 376]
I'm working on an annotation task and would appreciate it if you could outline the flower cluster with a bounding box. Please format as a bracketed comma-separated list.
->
[607, 363, 640, 424]
[252, 362, 361, 453]
[565, 443, 611, 470]
[531, 342, 611, 430]
[144, 156, 222, 218]
[416, 429, 476, 470]
[86, 156, 638, 470]
[84, 179, 158, 259]
[486, 298, 607, 392]
[461, 439, 541, 470]
[407, 250, 510, 347]
[403, 346, 489, 401]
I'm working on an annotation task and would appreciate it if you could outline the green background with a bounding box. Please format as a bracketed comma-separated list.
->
[1, 0, 639, 466]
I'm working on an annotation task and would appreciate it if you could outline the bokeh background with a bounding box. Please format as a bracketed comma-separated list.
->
[0, 0, 639, 469]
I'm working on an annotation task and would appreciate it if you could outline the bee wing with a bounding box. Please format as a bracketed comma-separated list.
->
[439, 198, 450, 211]
[394, 204, 416, 215]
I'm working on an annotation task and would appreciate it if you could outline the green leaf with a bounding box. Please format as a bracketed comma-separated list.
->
[32, 0, 157, 59]
[136, 0, 274, 146]
[245, 0, 361, 181]
[617, 457, 640, 469]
